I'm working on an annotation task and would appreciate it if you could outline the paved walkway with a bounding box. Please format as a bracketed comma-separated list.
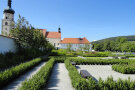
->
[3, 61, 46, 90]
[45, 63, 74, 90]
[77, 65, 135, 81]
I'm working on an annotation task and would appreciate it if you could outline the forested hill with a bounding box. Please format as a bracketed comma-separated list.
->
[93, 35, 135, 43]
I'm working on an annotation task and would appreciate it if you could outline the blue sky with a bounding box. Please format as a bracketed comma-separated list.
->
[0, 0, 135, 41]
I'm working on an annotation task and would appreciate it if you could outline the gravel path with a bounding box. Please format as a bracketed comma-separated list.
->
[45, 63, 74, 90]
[3, 61, 46, 90]
[77, 65, 135, 81]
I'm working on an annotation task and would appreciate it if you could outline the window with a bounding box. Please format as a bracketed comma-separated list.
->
[6, 17, 8, 19]
[54, 43, 56, 46]
[5, 22, 8, 25]
[5, 28, 7, 30]
[58, 43, 59, 45]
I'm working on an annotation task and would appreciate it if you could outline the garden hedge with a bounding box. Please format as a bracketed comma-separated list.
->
[70, 57, 129, 65]
[0, 57, 47, 88]
[112, 64, 135, 74]
[20, 57, 55, 90]
[65, 58, 135, 90]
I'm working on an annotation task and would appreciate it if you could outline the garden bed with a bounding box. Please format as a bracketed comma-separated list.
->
[65, 58, 135, 90]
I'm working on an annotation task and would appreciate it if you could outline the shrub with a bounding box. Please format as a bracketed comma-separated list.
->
[20, 57, 55, 90]
[70, 57, 128, 65]
[65, 58, 135, 90]
[0, 49, 48, 70]
[83, 52, 109, 57]
[52, 56, 66, 63]
[112, 64, 135, 74]
[0, 57, 46, 88]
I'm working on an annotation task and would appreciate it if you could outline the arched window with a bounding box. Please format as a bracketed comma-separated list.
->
[5, 22, 8, 25]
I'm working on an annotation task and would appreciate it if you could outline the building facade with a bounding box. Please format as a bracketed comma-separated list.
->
[60, 37, 92, 51]
[40, 28, 61, 49]
[1, 0, 15, 36]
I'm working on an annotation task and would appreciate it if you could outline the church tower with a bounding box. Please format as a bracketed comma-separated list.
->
[1, 0, 15, 36]
[58, 26, 61, 33]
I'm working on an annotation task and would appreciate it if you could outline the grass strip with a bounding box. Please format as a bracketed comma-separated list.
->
[20, 57, 55, 90]
[0, 57, 46, 88]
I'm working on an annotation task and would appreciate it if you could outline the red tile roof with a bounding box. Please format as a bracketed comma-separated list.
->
[60, 37, 90, 44]
[45, 32, 61, 39]
[39, 29, 61, 39]
[39, 29, 47, 37]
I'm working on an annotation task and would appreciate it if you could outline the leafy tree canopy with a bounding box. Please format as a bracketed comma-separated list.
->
[10, 15, 54, 52]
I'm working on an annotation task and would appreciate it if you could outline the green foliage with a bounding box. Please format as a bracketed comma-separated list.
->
[112, 63, 135, 74]
[0, 49, 47, 70]
[82, 52, 109, 57]
[93, 35, 135, 43]
[65, 58, 135, 90]
[92, 37, 133, 52]
[0, 57, 46, 88]
[52, 56, 66, 63]
[51, 49, 67, 56]
[67, 43, 72, 52]
[121, 42, 135, 52]
[10, 15, 53, 52]
[20, 57, 55, 90]
[69, 57, 128, 65]
[51, 49, 110, 57]
[64, 59, 87, 90]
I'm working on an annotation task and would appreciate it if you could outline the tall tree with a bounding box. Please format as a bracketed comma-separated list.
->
[10, 15, 53, 52]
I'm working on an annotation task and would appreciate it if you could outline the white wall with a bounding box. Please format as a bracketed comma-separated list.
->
[60, 43, 92, 51]
[46, 38, 61, 49]
[0, 35, 16, 53]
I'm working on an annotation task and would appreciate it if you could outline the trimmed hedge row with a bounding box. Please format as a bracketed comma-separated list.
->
[0, 57, 46, 88]
[51, 56, 66, 63]
[82, 52, 109, 57]
[70, 57, 129, 65]
[112, 64, 135, 74]
[64, 59, 93, 89]
[65, 58, 135, 90]
[0, 49, 48, 71]
[51, 49, 110, 57]
[20, 57, 55, 90]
